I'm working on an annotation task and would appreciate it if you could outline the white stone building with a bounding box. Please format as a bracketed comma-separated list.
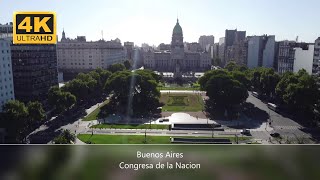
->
[143, 19, 211, 73]
[0, 38, 14, 112]
[57, 30, 126, 71]
[293, 44, 314, 74]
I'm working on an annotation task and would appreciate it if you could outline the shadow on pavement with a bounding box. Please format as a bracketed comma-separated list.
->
[206, 102, 270, 130]
[28, 97, 105, 144]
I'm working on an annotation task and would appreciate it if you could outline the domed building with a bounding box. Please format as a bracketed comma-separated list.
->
[143, 19, 211, 74]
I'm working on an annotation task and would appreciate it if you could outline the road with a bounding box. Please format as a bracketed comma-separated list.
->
[246, 92, 312, 142]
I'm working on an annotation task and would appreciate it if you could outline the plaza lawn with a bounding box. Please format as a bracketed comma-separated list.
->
[77, 134, 251, 144]
[82, 100, 109, 121]
[160, 93, 204, 112]
[78, 134, 171, 144]
[91, 124, 169, 130]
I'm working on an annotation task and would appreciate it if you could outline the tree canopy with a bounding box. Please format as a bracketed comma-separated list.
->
[276, 69, 319, 113]
[53, 129, 76, 144]
[123, 60, 132, 70]
[103, 70, 161, 117]
[2, 100, 46, 142]
[107, 63, 126, 73]
[204, 73, 248, 109]
[48, 86, 76, 113]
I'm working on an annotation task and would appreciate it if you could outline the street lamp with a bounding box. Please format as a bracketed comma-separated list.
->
[211, 124, 214, 138]
[91, 119, 93, 136]
[144, 128, 147, 143]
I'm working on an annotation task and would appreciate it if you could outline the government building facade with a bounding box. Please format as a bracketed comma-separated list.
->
[143, 19, 211, 74]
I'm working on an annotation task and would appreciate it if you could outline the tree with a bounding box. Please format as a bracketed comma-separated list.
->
[48, 86, 76, 113]
[204, 73, 248, 110]
[260, 68, 280, 98]
[107, 63, 126, 73]
[94, 69, 112, 89]
[104, 70, 161, 117]
[3, 100, 28, 121]
[231, 71, 251, 89]
[53, 129, 76, 144]
[123, 60, 132, 70]
[225, 61, 238, 71]
[27, 101, 45, 122]
[57, 92, 76, 112]
[63, 78, 96, 101]
[276, 69, 319, 115]
[2, 100, 29, 142]
[198, 69, 229, 90]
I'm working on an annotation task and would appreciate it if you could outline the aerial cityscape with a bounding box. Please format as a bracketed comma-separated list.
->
[0, 0, 320, 145]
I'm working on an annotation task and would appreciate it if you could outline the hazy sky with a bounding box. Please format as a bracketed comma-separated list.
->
[1, 0, 319, 46]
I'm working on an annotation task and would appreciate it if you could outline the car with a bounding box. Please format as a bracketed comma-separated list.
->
[270, 132, 280, 138]
[241, 129, 251, 135]
[159, 118, 169, 123]
[252, 91, 259, 98]
[267, 103, 278, 112]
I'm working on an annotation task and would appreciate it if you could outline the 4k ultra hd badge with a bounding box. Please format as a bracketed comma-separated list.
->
[13, 12, 56, 44]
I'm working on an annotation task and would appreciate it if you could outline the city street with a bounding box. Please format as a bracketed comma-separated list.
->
[246, 92, 313, 142]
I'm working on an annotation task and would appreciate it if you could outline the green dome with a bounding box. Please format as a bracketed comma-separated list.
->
[173, 19, 183, 35]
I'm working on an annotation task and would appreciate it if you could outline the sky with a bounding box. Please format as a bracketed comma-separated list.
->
[0, 0, 320, 46]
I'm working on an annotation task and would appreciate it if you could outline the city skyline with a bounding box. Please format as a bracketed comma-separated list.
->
[1, 0, 320, 46]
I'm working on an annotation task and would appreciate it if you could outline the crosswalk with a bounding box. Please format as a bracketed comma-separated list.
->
[273, 126, 301, 131]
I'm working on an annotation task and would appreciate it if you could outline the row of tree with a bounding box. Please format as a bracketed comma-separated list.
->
[0, 101, 46, 142]
[201, 61, 320, 122]
[227, 62, 319, 117]
[0, 62, 132, 143]
[48, 63, 128, 112]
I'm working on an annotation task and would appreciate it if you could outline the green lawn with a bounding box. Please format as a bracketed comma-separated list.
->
[82, 100, 109, 121]
[78, 134, 171, 144]
[160, 93, 204, 112]
[77, 134, 251, 144]
[91, 124, 169, 130]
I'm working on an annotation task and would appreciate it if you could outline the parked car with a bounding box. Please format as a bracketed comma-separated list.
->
[241, 129, 251, 136]
[270, 132, 280, 138]
[267, 103, 279, 112]
[252, 91, 259, 98]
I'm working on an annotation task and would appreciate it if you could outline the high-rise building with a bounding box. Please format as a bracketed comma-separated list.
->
[293, 44, 314, 74]
[210, 43, 219, 60]
[11, 44, 58, 104]
[198, 35, 214, 51]
[277, 41, 314, 74]
[312, 37, 320, 75]
[247, 35, 275, 68]
[218, 38, 225, 64]
[0, 38, 14, 112]
[224, 29, 246, 64]
[185, 42, 202, 52]
[57, 30, 126, 72]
